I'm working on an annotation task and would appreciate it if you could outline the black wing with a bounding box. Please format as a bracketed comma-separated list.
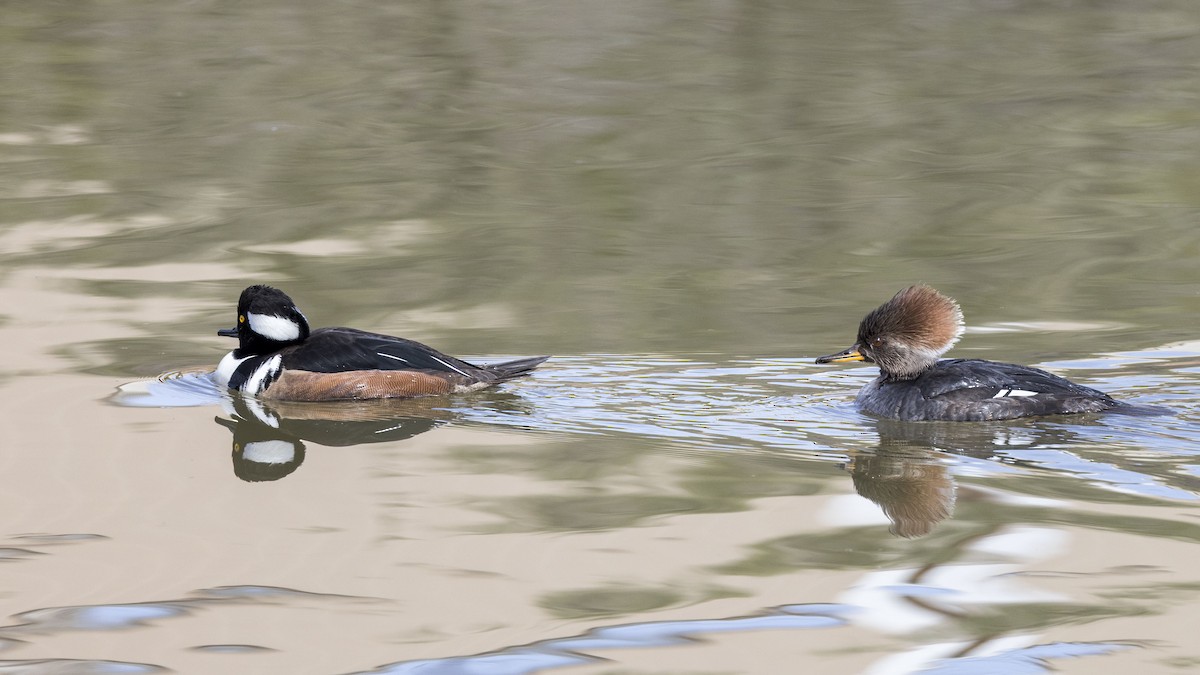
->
[919, 359, 1111, 400]
[910, 359, 1117, 419]
[281, 328, 487, 377]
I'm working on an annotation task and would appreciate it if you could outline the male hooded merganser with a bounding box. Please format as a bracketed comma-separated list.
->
[816, 285, 1138, 421]
[213, 285, 549, 401]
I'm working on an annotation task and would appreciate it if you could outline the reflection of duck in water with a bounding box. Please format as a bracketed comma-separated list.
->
[213, 285, 549, 401]
[849, 418, 1100, 537]
[847, 444, 954, 539]
[217, 395, 450, 482]
[817, 285, 1161, 421]
[218, 415, 307, 483]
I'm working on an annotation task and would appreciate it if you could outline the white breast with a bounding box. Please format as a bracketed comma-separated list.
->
[213, 351, 251, 387]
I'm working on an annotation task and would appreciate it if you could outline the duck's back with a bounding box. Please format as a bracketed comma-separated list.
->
[858, 358, 1119, 421]
[256, 327, 547, 401]
[280, 327, 487, 377]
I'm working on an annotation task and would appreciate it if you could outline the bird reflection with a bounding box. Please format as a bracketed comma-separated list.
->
[849, 418, 1108, 537]
[845, 418, 1074, 538]
[218, 415, 307, 482]
[215, 394, 451, 482]
[847, 444, 954, 539]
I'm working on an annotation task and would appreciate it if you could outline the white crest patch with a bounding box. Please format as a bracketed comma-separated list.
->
[213, 352, 251, 387]
[245, 354, 283, 395]
[241, 439, 297, 465]
[247, 312, 301, 342]
[944, 306, 965, 353]
[993, 388, 1039, 398]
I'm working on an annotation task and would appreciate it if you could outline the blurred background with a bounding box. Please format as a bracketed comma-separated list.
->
[4, 1, 1200, 674]
[8, 0, 1200, 366]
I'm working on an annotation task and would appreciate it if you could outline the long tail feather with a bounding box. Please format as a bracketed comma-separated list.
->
[484, 355, 550, 380]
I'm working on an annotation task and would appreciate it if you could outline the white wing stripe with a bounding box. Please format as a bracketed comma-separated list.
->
[430, 355, 469, 377]
[993, 388, 1038, 398]
[377, 351, 467, 377]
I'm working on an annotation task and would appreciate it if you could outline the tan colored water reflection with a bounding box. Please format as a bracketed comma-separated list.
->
[0, 368, 1188, 673]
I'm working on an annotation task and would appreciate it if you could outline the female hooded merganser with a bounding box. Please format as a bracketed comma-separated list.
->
[816, 285, 1137, 421]
[213, 285, 549, 401]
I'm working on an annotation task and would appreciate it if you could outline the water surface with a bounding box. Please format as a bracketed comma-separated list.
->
[5, 1, 1200, 673]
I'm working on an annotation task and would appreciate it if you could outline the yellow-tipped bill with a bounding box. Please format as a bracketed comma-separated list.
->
[816, 346, 865, 364]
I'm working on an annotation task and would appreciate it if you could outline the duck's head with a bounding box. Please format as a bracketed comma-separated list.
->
[816, 285, 964, 380]
[218, 285, 311, 355]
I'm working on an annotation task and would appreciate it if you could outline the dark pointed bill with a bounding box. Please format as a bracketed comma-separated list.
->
[218, 327, 239, 337]
[816, 346, 865, 364]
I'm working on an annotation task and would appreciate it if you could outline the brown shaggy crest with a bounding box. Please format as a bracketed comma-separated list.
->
[858, 285, 963, 353]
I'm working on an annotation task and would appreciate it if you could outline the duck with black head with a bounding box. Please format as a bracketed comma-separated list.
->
[213, 285, 549, 401]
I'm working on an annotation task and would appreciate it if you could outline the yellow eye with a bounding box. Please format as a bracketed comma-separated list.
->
[238, 314, 246, 323]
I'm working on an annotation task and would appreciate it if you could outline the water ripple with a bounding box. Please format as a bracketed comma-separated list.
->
[350, 604, 847, 675]
[114, 351, 1200, 504]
